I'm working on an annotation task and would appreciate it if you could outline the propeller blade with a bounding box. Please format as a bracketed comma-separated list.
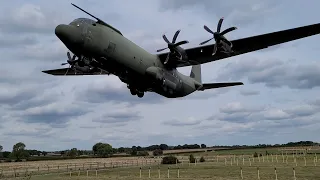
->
[199, 38, 214, 45]
[61, 62, 68, 66]
[157, 47, 168, 52]
[164, 53, 170, 64]
[217, 17, 224, 32]
[172, 30, 181, 43]
[162, 34, 170, 44]
[220, 27, 237, 36]
[64, 65, 70, 75]
[212, 43, 218, 56]
[174, 40, 189, 47]
[204, 25, 214, 34]
[67, 52, 72, 60]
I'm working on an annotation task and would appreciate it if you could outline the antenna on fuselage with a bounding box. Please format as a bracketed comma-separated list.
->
[71, 3, 123, 35]
[71, 3, 107, 26]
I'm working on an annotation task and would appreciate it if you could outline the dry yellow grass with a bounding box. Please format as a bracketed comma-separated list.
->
[0, 156, 161, 178]
[16, 153, 320, 180]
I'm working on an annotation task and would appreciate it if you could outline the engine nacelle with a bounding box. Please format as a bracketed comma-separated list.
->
[74, 64, 92, 73]
[219, 40, 234, 55]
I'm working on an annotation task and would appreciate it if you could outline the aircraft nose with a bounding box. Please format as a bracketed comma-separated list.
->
[55, 24, 83, 46]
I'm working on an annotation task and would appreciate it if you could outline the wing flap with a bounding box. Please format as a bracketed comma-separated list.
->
[199, 82, 244, 91]
[42, 68, 109, 76]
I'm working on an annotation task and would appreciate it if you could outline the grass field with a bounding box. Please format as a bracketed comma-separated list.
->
[27, 154, 320, 180]
[1, 147, 319, 180]
[171, 146, 320, 157]
[0, 156, 160, 178]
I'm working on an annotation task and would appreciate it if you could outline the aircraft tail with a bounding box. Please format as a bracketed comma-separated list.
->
[190, 64, 202, 83]
[189, 64, 244, 91]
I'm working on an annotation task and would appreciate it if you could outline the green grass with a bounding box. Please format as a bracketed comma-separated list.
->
[172, 147, 320, 157]
[26, 154, 320, 180]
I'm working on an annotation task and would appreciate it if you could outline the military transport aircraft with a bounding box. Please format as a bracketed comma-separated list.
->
[42, 3, 320, 98]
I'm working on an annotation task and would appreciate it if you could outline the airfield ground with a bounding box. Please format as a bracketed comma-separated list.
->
[1, 147, 320, 179]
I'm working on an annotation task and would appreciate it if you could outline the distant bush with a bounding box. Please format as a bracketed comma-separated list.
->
[253, 152, 258, 157]
[199, 156, 205, 162]
[189, 154, 195, 163]
[137, 151, 149, 156]
[153, 149, 163, 156]
[162, 155, 179, 164]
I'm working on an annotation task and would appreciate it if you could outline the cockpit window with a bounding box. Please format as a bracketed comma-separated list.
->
[69, 18, 96, 26]
[69, 18, 123, 36]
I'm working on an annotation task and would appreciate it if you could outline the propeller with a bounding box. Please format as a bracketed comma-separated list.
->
[157, 30, 189, 64]
[61, 52, 79, 75]
[199, 17, 237, 55]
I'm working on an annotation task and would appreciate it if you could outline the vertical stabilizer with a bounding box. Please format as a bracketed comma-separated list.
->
[190, 64, 202, 83]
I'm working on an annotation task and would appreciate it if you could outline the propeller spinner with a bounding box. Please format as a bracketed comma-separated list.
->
[200, 17, 237, 55]
[157, 30, 189, 65]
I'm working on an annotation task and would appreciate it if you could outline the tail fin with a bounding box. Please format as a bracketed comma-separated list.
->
[190, 64, 202, 83]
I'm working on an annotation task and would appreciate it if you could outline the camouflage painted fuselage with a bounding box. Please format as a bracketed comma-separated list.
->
[55, 18, 199, 98]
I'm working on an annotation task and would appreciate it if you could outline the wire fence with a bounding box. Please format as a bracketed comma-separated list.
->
[0, 154, 318, 179]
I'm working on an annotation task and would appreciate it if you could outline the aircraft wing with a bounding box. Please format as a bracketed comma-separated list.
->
[198, 82, 244, 91]
[157, 23, 320, 67]
[42, 68, 110, 76]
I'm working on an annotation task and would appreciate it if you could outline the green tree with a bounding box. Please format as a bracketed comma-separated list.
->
[12, 142, 28, 161]
[68, 148, 78, 158]
[159, 144, 168, 150]
[2, 151, 10, 158]
[131, 146, 137, 156]
[201, 144, 206, 148]
[0, 144, 3, 158]
[118, 147, 125, 153]
[93, 142, 103, 155]
[94, 143, 113, 157]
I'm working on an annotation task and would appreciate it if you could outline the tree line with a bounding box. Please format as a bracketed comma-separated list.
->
[0, 141, 318, 161]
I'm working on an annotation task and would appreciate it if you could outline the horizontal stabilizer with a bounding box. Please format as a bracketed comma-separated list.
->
[198, 82, 243, 91]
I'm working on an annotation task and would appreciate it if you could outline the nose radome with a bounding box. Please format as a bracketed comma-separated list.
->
[55, 24, 68, 38]
[55, 24, 82, 45]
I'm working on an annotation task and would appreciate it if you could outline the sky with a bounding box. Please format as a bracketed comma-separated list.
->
[0, 0, 319, 151]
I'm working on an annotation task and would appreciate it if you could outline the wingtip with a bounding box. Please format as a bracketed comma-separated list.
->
[42, 70, 49, 74]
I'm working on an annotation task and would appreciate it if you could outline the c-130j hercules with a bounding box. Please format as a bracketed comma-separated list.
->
[43, 3, 320, 98]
